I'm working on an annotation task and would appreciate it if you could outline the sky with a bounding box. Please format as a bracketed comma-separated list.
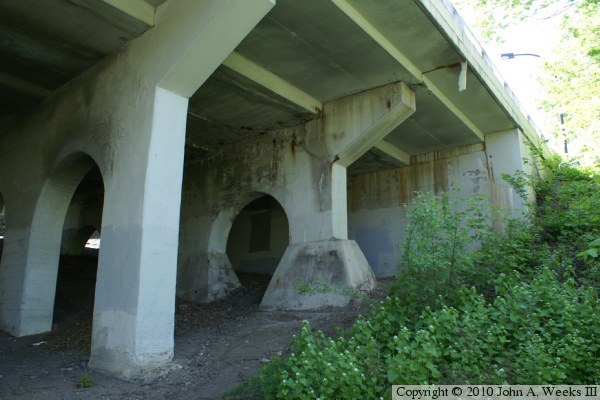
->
[486, 18, 562, 135]
[455, 3, 564, 145]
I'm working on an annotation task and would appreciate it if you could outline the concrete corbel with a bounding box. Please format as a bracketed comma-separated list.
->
[322, 82, 415, 167]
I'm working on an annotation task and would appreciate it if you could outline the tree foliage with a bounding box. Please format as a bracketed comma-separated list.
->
[538, 1, 599, 163]
[224, 159, 600, 398]
[453, 0, 599, 167]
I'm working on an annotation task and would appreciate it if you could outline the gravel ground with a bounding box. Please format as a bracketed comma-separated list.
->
[0, 255, 387, 400]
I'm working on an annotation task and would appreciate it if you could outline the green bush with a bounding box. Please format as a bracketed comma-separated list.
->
[394, 190, 494, 315]
[225, 269, 598, 399]
[224, 157, 600, 400]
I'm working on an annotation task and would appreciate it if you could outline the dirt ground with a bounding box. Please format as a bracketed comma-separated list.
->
[0, 255, 385, 400]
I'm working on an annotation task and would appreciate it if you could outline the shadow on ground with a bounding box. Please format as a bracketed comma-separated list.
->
[0, 255, 388, 400]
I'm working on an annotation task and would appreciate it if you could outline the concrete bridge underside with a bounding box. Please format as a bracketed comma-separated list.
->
[0, 0, 542, 379]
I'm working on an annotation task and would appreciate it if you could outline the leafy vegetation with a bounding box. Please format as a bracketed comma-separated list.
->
[224, 157, 599, 399]
[78, 373, 95, 388]
[453, 0, 599, 166]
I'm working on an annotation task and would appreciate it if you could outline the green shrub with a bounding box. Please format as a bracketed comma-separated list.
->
[395, 190, 494, 315]
[225, 269, 598, 399]
[224, 156, 600, 399]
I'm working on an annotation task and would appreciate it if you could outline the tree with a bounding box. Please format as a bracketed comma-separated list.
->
[453, 0, 600, 167]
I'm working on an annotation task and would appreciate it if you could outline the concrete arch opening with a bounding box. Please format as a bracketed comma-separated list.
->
[226, 194, 290, 299]
[7, 152, 106, 339]
[53, 165, 104, 345]
[61, 225, 98, 256]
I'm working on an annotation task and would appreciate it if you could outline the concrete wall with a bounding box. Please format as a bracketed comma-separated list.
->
[348, 132, 527, 277]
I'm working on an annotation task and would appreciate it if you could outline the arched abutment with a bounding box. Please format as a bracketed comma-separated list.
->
[0, 0, 275, 380]
[179, 192, 290, 303]
[178, 191, 269, 303]
[178, 82, 415, 309]
[0, 153, 98, 337]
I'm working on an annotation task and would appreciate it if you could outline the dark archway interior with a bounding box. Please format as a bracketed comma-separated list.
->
[52, 166, 104, 349]
[0, 193, 5, 262]
[226, 195, 289, 296]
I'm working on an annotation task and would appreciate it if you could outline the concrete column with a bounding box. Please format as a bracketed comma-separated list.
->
[178, 191, 247, 303]
[261, 82, 416, 309]
[485, 129, 533, 216]
[260, 159, 375, 310]
[86, 0, 275, 379]
[88, 88, 188, 379]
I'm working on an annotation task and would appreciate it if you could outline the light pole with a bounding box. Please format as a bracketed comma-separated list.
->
[501, 52, 541, 60]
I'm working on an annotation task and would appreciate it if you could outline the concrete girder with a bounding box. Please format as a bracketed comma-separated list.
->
[319, 82, 415, 168]
[102, 0, 156, 26]
[157, 0, 275, 98]
[373, 140, 411, 166]
[223, 52, 323, 115]
[331, 0, 485, 142]
[0, 71, 52, 99]
[418, 0, 544, 149]
[221, 56, 413, 162]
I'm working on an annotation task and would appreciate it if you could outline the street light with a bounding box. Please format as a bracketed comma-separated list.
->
[501, 52, 541, 60]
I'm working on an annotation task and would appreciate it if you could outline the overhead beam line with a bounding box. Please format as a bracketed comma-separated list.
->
[223, 52, 323, 115]
[330, 0, 484, 142]
[373, 140, 410, 165]
[102, 0, 155, 26]
[0, 71, 52, 99]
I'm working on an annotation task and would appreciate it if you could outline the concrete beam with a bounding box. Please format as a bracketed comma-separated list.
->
[158, 0, 275, 98]
[223, 52, 323, 115]
[102, 0, 155, 26]
[0, 71, 51, 99]
[321, 82, 416, 167]
[373, 140, 410, 165]
[418, 0, 544, 149]
[331, 0, 485, 142]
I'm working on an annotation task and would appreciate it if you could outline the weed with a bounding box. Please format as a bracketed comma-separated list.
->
[223, 154, 600, 399]
[78, 373, 94, 388]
